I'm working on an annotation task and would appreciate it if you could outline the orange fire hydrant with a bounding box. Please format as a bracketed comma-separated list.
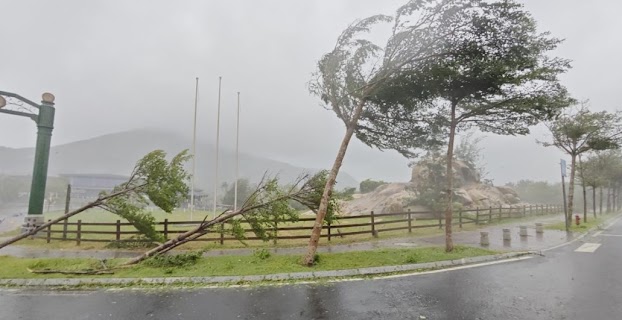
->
[575, 214, 581, 226]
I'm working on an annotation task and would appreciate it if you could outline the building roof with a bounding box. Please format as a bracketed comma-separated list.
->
[59, 173, 129, 180]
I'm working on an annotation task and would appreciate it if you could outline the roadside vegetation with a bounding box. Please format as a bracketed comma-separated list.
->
[0, 246, 495, 280]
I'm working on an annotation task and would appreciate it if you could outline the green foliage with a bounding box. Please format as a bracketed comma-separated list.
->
[99, 150, 191, 243]
[542, 106, 622, 157]
[135, 150, 191, 213]
[291, 171, 340, 224]
[240, 178, 299, 242]
[143, 251, 203, 268]
[253, 248, 271, 260]
[310, 0, 490, 157]
[359, 179, 386, 193]
[454, 132, 487, 179]
[370, 0, 573, 158]
[410, 152, 449, 211]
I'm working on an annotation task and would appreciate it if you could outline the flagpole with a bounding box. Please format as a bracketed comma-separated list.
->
[234, 92, 240, 212]
[212, 76, 222, 219]
[190, 77, 199, 221]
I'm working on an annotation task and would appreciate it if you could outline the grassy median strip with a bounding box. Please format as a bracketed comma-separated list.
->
[0, 246, 495, 279]
[545, 216, 605, 232]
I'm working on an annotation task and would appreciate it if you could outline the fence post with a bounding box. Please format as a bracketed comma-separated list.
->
[163, 219, 169, 240]
[508, 206, 512, 219]
[407, 209, 412, 233]
[46, 219, 51, 244]
[523, 205, 526, 217]
[498, 206, 502, 221]
[371, 211, 377, 237]
[273, 218, 278, 245]
[438, 211, 443, 229]
[327, 220, 332, 241]
[62, 218, 68, 240]
[64, 184, 71, 214]
[220, 223, 225, 245]
[116, 220, 121, 241]
[76, 219, 82, 246]
[489, 206, 493, 223]
[476, 207, 480, 225]
[459, 209, 463, 228]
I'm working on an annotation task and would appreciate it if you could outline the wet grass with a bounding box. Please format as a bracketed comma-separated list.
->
[545, 215, 607, 232]
[0, 245, 495, 279]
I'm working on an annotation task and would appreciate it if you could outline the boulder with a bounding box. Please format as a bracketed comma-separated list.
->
[496, 186, 519, 197]
[453, 188, 474, 206]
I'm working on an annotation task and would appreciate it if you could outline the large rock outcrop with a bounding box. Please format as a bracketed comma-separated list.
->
[340, 159, 524, 215]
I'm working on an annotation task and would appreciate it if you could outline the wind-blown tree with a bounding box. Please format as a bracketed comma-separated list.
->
[541, 106, 622, 230]
[580, 153, 611, 218]
[369, 0, 573, 251]
[303, 0, 497, 265]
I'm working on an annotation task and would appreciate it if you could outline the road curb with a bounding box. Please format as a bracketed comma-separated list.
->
[0, 251, 532, 288]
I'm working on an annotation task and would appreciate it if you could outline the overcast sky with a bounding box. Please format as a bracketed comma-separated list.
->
[1, 0, 621, 184]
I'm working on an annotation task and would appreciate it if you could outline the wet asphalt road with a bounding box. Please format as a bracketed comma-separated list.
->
[1, 216, 620, 320]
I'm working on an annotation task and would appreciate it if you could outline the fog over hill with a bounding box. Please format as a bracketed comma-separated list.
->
[0, 129, 359, 190]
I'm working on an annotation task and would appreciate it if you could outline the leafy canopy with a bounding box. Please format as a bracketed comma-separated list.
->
[542, 105, 622, 156]
[99, 150, 191, 242]
[310, 0, 509, 157]
[369, 0, 574, 154]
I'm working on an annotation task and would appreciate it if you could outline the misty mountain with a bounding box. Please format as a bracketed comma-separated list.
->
[0, 130, 359, 190]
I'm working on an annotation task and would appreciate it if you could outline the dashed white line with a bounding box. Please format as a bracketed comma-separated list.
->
[599, 234, 622, 237]
[574, 243, 602, 253]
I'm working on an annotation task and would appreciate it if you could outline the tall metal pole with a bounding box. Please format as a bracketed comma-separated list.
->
[561, 159, 569, 232]
[0, 91, 55, 232]
[26, 94, 56, 231]
[212, 76, 222, 219]
[234, 92, 240, 212]
[191, 77, 199, 221]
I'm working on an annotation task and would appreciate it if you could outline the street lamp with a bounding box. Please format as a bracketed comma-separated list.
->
[0, 90, 56, 232]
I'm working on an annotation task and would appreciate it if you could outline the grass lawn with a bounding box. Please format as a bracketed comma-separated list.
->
[545, 215, 606, 232]
[0, 246, 496, 279]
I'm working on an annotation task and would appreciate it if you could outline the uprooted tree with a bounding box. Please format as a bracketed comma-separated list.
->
[0, 150, 338, 268]
[123, 171, 338, 265]
[0, 149, 191, 250]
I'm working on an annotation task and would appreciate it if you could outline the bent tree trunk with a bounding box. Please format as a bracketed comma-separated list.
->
[567, 154, 577, 226]
[444, 103, 458, 252]
[302, 100, 366, 266]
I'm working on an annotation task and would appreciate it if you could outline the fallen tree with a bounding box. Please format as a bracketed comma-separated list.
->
[123, 172, 336, 265]
[0, 149, 190, 250]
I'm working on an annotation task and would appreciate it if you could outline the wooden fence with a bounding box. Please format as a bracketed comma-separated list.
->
[41, 204, 562, 245]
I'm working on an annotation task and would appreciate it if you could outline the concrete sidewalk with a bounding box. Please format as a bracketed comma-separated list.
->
[0, 213, 584, 259]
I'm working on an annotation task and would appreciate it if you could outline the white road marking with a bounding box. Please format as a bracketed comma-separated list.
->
[574, 243, 602, 253]
[599, 234, 622, 237]
[593, 231, 604, 237]
[374, 256, 534, 280]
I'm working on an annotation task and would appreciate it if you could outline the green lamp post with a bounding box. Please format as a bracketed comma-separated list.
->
[0, 91, 56, 232]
